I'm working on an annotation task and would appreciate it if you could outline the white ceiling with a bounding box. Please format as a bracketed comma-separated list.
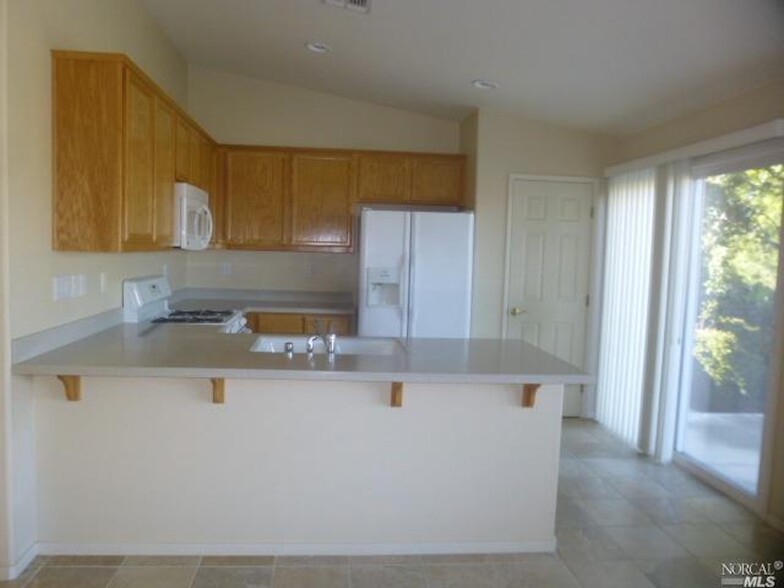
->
[141, 0, 784, 135]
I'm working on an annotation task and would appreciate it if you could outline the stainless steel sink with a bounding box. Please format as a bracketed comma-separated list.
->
[250, 336, 405, 356]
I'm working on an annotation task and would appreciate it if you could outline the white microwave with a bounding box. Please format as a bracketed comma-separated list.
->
[173, 183, 213, 250]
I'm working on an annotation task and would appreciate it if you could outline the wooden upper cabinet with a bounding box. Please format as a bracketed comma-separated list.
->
[411, 155, 465, 205]
[52, 51, 216, 252]
[356, 154, 411, 203]
[225, 150, 288, 248]
[122, 70, 156, 250]
[175, 118, 215, 192]
[290, 152, 354, 251]
[153, 97, 176, 247]
[175, 117, 191, 181]
[53, 55, 124, 251]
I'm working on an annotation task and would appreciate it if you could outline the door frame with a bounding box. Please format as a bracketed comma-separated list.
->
[502, 174, 603, 418]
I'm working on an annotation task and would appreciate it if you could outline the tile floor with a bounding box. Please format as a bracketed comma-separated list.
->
[4, 419, 783, 588]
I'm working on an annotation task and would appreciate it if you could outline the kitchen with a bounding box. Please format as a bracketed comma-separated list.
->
[1, 0, 784, 587]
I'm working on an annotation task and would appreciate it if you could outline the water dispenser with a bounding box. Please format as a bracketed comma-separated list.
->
[366, 267, 400, 307]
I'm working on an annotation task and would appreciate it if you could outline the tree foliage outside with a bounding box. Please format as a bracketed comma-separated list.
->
[692, 164, 783, 413]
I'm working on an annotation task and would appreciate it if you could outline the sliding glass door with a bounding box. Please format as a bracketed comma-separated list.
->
[676, 163, 783, 496]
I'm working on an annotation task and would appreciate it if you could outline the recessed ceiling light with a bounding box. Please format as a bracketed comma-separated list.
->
[471, 79, 499, 90]
[305, 42, 332, 54]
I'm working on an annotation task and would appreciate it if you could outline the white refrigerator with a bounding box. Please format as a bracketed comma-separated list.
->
[358, 209, 474, 338]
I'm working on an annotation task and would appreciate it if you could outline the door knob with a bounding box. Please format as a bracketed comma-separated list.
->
[510, 307, 526, 317]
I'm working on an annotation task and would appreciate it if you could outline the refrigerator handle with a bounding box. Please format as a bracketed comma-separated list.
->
[407, 215, 417, 338]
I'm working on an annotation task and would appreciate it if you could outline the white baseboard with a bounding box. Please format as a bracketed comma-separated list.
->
[0, 542, 39, 581]
[36, 539, 556, 557]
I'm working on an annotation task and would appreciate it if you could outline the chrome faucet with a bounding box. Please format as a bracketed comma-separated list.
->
[306, 332, 337, 354]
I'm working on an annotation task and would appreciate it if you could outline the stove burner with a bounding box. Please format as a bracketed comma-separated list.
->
[152, 309, 235, 324]
[169, 309, 234, 318]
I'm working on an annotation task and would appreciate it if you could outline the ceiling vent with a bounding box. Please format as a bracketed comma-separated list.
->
[323, 0, 371, 14]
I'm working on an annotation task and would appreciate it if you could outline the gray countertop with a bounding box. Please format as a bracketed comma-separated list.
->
[12, 322, 590, 385]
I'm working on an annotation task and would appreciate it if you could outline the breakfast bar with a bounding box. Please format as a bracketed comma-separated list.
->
[13, 324, 587, 557]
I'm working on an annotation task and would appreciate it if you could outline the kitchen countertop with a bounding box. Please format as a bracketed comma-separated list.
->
[12, 322, 590, 385]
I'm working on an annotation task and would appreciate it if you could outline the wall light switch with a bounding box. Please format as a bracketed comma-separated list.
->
[75, 274, 88, 297]
[220, 262, 232, 276]
[100, 272, 107, 294]
[52, 276, 71, 301]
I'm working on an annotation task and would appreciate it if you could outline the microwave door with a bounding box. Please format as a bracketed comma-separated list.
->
[186, 205, 213, 250]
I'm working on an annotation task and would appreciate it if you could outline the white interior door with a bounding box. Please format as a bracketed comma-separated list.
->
[504, 177, 594, 416]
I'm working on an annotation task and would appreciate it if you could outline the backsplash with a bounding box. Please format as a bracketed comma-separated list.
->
[185, 250, 358, 294]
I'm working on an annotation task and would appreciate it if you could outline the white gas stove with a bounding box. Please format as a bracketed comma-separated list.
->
[122, 276, 247, 333]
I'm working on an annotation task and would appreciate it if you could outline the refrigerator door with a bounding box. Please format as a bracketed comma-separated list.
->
[408, 212, 474, 338]
[358, 209, 411, 337]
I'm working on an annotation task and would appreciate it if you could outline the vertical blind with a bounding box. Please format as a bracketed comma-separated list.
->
[596, 168, 656, 447]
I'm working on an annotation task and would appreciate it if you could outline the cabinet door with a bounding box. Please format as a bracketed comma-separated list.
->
[153, 97, 176, 247]
[247, 313, 305, 334]
[53, 56, 124, 251]
[411, 156, 464, 205]
[211, 148, 225, 247]
[225, 150, 288, 247]
[356, 154, 411, 203]
[290, 153, 354, 250]
[189, 128, 212, 190]
[175, 117, 191, 181]
[303, 314, 353, 335]
[123, 70, 156, 249]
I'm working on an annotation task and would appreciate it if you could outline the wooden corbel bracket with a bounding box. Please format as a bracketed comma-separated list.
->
[390, 382, 404, 407]
[56, 375, 81, 401]
[210, 378, 225, 404]
[522, 383, 541, 408]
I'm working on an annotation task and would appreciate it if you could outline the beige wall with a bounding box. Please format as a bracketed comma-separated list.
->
[0, 0, 12, 569]
[187, 250, 357, 293]
[185, 64, 461, 293]
[188, 64, 459, 152]
[7, 0, 189, 339]
[470, 109, 619, 337]
[618, 77, 784, 162]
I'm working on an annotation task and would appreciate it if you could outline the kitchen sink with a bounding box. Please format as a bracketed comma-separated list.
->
[250, 336, 405, 356]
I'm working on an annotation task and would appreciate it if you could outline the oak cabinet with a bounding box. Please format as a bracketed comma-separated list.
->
[355, 153, 465, 207]
[52, 51, 215, 252]
[224, 150, 288, 248]
[122, 70, 157, 249]
[303, 314, 352, 336]
[153, 97, 176, 247]
[355, 154, 411, 204]
[53, 51, 466, 254]
[246, 312, 354, 335]
[411, 156, 464, 205]
[175, 117, 215, 192]
[290, 152, 354, 251]
[222, 149, 355, 253]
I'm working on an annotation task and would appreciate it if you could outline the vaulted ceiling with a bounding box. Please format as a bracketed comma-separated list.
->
[141, 0, 784, 134]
